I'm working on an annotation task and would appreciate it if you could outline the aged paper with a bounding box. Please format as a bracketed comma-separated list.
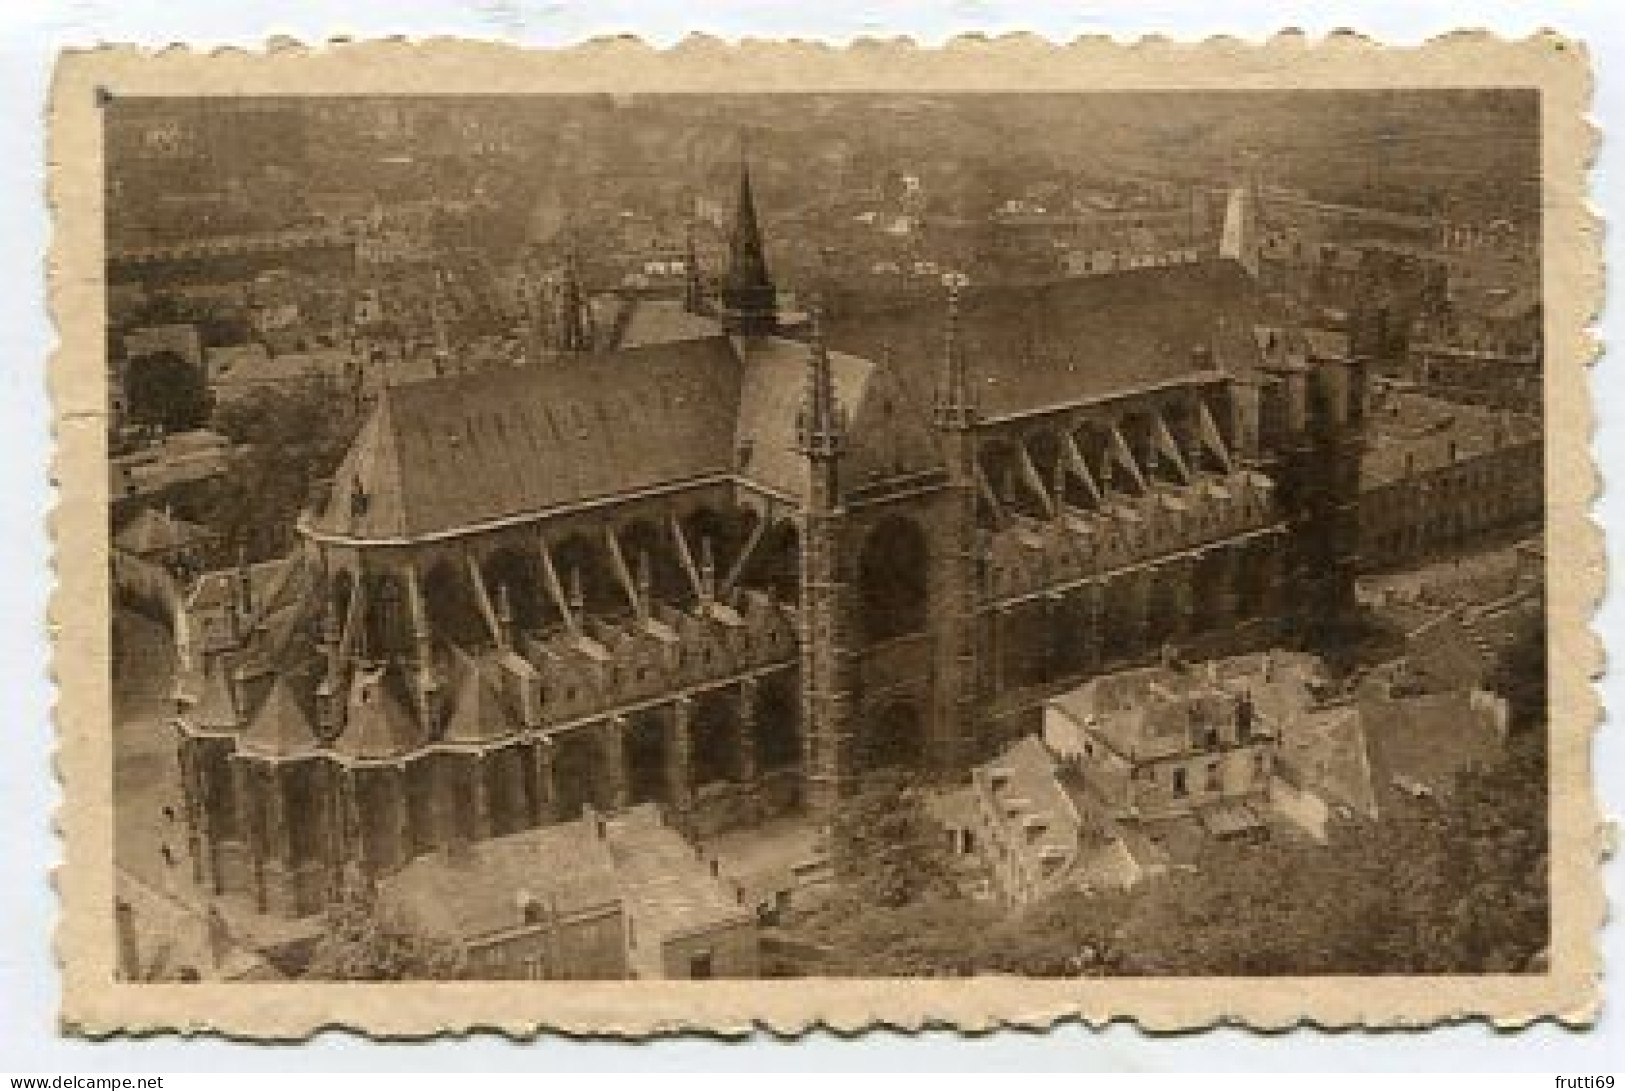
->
[53, 34, 1600, 1037]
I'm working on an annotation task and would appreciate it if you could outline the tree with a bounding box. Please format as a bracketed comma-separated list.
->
[787, 728, 1547, 979]
[796, 895, 991, 977]
[124, 350, 210, 433]
[303, 875, 463, 981]
[828, 771, 957, 908]
[191, 376, 361, 563]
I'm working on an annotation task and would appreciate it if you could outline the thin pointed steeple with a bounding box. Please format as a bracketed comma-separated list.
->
[796, 303, 846, 462]
[720, 141, 778, 336]
[559, 246, 593, 353]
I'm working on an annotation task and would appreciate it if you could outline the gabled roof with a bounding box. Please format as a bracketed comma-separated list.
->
[823, 259, 1264, 423]
[309, 261, 1264, 543]
[189, 658, 243, 731]
[330, 664, 424, 762]
[379, 815, 621, 941]
[733, 335, 944, 501]
[313, 336, 743, 540]
[976, 735, 1086, 870]
[441, 654, 520, 746]
[114, 507, 211, 557]
[239, 677, 321, 759]
[1276, 703, 1377, 819]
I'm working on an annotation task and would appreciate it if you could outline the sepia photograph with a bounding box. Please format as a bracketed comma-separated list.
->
[98, 84, 1555, 989]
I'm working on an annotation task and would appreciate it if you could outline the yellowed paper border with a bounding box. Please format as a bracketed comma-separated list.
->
[51, 32, 1602, 1037]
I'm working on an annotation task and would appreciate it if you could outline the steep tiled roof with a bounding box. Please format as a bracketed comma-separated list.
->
[379, 816, 622, 941]
[1360, 692, 1503, 798]
[823, 259, 1265, 422]
[1275, 703, 1377, 819]
[189, 659, 243, 731]
[978, 735, 1087, 876]
[330, 664, 425, 762]
[310, 260, 1263, 541]
[733, 335, 943, 501]
[114, 507, 211, 557]
[239, 677, 322, 759]
[314, 336, 744, 540]
[441, 654, 520, 746]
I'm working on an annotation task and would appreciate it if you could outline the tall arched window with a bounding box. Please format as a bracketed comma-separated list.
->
[857, 516, 930, 644]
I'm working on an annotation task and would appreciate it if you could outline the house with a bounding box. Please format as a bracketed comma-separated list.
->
[113, 506, 215, 568]
[1043, 656, 1279, 833]
[379, 814, 629, 981]
[967, 735, 1141, 904]
[109, 429, 233, 501]
[377, 803, 757, 980]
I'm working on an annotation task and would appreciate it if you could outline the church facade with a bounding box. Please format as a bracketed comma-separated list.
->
[167, 162, 1375, 918]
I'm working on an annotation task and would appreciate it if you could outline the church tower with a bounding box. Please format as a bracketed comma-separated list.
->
[720, 150, 778, 337]
[931, 277, 982, 771]
[796, 306, 854, 814]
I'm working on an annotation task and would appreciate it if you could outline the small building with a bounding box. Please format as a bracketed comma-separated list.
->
[607, 805, 759, 980]
[1357, 386, 1543, 568]
[205, 343, 359, 403]
[113, 505, 214, 568]
[968, 735, 1140, 904]
[377, 803, 757, 980]
[109, 429, 233, 501]
[1043, 656, 1279, 832]
[379, 814, 630, 981]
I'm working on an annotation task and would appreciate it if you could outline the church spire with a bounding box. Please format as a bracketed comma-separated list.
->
[559, 246, 593, 353]
[796, 303, 846, 463]
[720, 142, 778, 336]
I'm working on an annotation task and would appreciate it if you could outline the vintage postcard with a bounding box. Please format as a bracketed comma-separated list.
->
[51, 34, 1601, 1037]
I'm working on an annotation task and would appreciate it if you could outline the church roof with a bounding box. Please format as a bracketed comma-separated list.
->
[189, 658, 243, 731]
[330, 663, 425, 762]
[823, 259, 1264, 421]
[733, 335, 943, 501]
[312, 336, 743, 540]
[308, 260, 1263, 543]
[239, 677, 322, 759]
[441, 654, 520, 746]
